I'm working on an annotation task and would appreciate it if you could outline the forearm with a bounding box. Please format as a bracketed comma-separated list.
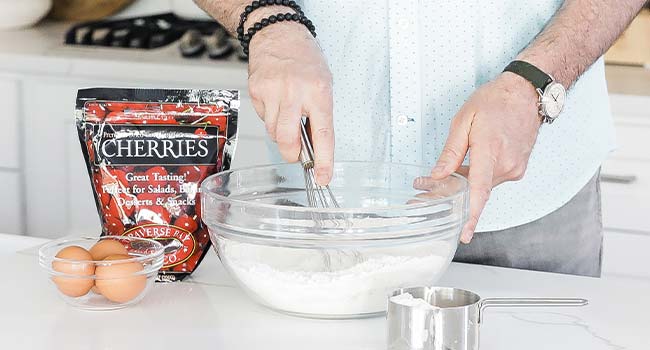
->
[193, 0, 298, 36]
[517, 0, 646, 88]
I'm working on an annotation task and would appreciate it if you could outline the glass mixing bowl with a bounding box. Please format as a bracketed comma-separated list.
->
[201, 161, 468, 319]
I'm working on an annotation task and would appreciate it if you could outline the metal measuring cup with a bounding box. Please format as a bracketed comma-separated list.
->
[387, 287, 587, 350]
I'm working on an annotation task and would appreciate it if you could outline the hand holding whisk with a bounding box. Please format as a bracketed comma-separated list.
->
[299, 118, 340, 209]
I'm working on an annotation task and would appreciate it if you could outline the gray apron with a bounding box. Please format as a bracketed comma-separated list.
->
[454, 171, 603, 277]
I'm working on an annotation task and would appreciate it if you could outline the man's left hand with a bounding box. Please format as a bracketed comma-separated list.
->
[430, 72, 542, 243]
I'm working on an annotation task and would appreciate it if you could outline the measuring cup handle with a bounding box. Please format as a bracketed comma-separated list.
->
[478, 297, 588, 323]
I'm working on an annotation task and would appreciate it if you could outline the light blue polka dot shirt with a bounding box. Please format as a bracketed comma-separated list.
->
[297, 0, 616, 232]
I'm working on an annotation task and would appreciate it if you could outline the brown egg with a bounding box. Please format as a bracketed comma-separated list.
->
[51, 246, 95, 297]
[95, 254, 147, 303]
[89, 239, 128, 260]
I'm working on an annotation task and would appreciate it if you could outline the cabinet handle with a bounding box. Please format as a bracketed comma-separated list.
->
[600, 173, 637, 184]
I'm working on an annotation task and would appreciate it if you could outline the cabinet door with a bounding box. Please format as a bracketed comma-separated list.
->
[601, 93, 650, 234]
[607, 94, 650, 162]
[22, 77, 100, 238]
[0, 171, 22, 234]
[0, 76, 20, 169]
[601, 159, 650, 232]
[0, 75, 23, 234]
[602, 230, 650, 278]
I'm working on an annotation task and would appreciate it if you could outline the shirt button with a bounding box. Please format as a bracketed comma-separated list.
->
[397, 114, 408, 126]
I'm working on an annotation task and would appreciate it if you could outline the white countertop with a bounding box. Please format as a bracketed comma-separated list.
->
[1, 233, 647, 350]
[0, 21, 248, 87]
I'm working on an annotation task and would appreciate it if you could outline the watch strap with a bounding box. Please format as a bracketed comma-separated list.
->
[503, 60, 553, 91]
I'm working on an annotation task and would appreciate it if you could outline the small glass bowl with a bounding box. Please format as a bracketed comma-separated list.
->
[38, 236, 164, 310]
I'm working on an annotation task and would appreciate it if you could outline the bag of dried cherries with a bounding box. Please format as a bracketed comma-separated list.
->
[76, 88, 238, 282]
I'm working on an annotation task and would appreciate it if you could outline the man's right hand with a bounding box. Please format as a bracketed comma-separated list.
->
[191, 1, 335, 184]
[248, 22, 334, 186]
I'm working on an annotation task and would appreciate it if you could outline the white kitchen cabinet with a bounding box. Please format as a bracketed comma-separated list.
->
[602, 230, 650, 278]
[601, 159, 650, 233]
[607, 124, 650, 162]
[21, 77, 96, 238]
[0, 74, 23, 235]
[598, 93, 650, 279]
[0, 75, 20, 169]
[606, 94, 650, 162]
[600, 93, 650, 234]
[0, 171, 22, 234]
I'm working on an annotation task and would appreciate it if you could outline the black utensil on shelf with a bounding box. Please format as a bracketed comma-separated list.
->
[179, 30, 206, 57]
[206, 27, 234, 59]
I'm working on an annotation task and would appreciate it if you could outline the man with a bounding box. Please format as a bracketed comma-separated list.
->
[195, 0, 646, 276]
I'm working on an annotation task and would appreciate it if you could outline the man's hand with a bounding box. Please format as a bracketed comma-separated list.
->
[248, 22, 334, 185]
[192, 0, 335, 185]
[427, 0, 647, 244]
[430, 72, 541, 244]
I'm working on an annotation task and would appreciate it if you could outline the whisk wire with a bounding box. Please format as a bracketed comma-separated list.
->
[299, 119, 351, 233]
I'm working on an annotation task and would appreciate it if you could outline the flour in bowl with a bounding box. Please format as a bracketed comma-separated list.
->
[218, 238, 454, 317]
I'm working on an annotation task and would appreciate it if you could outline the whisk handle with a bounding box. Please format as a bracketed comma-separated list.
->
[299, 118, 315, 168]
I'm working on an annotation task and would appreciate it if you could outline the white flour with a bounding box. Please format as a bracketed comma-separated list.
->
[390, 293, 434, 310]
[219, 239, 453, 316]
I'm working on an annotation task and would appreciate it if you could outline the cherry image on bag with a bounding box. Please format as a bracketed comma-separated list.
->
[76, 88, 239, 282]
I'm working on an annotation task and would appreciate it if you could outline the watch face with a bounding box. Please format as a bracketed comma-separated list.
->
[541, 83, 566, 120]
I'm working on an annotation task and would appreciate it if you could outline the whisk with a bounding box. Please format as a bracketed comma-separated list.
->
[298, 118, 362, 269]
[299, 119, 340, 209]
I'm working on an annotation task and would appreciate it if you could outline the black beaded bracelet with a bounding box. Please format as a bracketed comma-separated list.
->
[239, 12, 316, 56]
[236, 0, 315, 57]
[236, 0, 303, 42]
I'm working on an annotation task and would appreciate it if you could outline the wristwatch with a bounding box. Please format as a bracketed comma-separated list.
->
[503, 60, 566, 124]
